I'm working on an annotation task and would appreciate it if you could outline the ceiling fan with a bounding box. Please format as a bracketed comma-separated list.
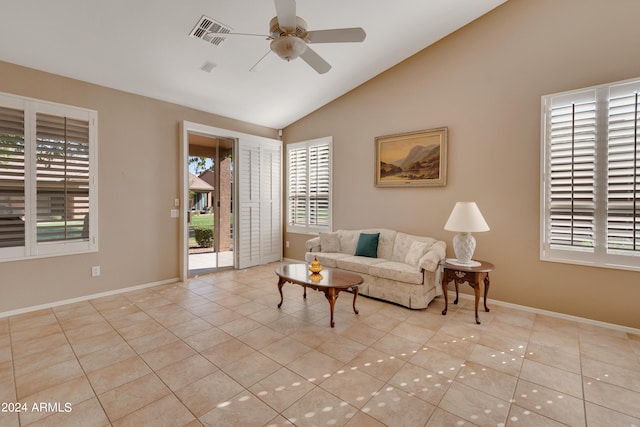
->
[206, 0, 366, 74]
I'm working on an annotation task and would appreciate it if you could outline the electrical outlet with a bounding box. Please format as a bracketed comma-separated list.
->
[91, 266, 101, 277]
[174, 198, 180, 207]
[286, 241, 290, 248]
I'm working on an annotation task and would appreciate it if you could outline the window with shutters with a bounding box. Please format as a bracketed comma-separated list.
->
[541, 77, 640, 271]
[287, 137, 332, 234]
[0, 92, 97, 262]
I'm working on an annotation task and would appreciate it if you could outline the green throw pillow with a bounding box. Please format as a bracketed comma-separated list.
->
[355, 232, 380, 258]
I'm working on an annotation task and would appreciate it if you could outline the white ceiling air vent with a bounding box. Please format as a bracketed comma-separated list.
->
[200, 61, 217, 73]
[190, 15, 232, 46]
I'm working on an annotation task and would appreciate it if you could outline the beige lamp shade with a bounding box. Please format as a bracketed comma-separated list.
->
[444, 202, 490, 233]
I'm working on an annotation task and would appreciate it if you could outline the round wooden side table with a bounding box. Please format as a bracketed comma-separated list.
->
[441, 259, 494, 324]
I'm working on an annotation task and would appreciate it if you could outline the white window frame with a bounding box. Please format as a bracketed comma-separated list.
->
[0, 92, 98, 262]
[286, 136, 332, 234]
[541, 77, 640, 271]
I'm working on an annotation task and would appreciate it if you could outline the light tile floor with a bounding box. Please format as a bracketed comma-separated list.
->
[1, 262, 639, 426]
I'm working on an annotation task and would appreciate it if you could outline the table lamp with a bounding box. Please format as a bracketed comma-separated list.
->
[444, 201, 490, 267]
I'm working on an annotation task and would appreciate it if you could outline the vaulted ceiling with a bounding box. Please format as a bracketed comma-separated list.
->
[1, 0, 506, 129]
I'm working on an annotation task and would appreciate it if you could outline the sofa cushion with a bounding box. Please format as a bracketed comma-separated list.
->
[337, 256, 386, 274]
[369, 261, 423, 285]
[319, 232, 340, 252]
[393, 233, 438, 263]
[304, 252, 351, 268]
[405, 240, 429, 266]
[355, 232, 380, 258]
[338, 230, 361, 255]
[392, 233, 416, 262]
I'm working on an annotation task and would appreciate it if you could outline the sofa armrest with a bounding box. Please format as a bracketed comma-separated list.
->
[306, 236, 321, 252]
[418, 241, 446, 272]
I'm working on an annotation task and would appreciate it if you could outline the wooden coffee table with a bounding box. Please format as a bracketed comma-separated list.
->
[275, 263, 363, 328]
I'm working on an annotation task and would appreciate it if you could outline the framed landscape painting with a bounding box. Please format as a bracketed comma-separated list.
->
[375, 127, 448, 187]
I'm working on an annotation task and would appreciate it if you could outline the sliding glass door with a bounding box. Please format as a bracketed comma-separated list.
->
[187, 134, 234, 275]
[180, 121, 282, 280]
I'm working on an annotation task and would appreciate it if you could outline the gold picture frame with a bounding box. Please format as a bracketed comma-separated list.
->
[375, 127, 448, 187]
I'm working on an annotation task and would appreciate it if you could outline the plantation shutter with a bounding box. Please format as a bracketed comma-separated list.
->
[36, 113, 90, 242]
[260, 144, 282, 264]
[0, 92, 97, 262]
[237, 142, 261, 268]
[287, 137, 332, 232]
[236, 137, 281, 269]
[0, 106, 25, 249]
[607, 82, 640, 254]
[545, 91, 597, 251]
[288, 146, 307, 227]
[309, 142, 330, 227]
[542, 78, 640, 270]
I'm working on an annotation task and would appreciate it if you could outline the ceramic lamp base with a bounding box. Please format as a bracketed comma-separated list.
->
[452, 232, 476, 265]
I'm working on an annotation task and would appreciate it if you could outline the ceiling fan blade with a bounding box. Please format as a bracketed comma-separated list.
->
[299, 46, 331, 74]
[306, 28, 366, 44]
[249, 50, 274, 72]
[274, 0, 297, 32]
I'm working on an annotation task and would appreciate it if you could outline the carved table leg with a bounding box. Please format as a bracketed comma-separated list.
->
[441, 278, 449, 316]
[277, 277, 285, 308]
[473, 280, 481, 324]
[303, 285, 307, 299]
[352, 286, 359, 315]
[454, 280, 460, 305]
[484, 274, 491, 313]
[325, 287, 338, 328]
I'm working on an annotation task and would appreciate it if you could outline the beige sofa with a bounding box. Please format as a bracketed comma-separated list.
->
[305, 229, 446, 309]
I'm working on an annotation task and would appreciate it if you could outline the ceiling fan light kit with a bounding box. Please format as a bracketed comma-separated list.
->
[192, 0, 366, 74]
[270, 35, 307, 61]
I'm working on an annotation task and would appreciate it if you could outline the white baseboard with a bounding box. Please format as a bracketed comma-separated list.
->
[0, 278, 180, 319]
[447, 291, 640, 335]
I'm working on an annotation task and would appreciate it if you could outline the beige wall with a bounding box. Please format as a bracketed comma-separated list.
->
[283, 0, 640, 329]
[0, 61, 276, 314]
